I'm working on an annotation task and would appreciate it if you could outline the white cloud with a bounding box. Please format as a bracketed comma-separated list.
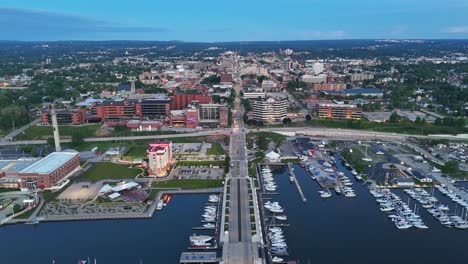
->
[443, 26, 468, 33]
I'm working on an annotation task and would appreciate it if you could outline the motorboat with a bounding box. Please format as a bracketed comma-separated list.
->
[319, 190, 332, 198]
[189, 235, 213, 247]
[289, 176, 294, 183]
[334, 186, 341, 195]
[324, 168, 335, 173]
[203, 223, 215, 228]
[376, 151, 385, 155]
[156, 200, 164, 210]
[275, 215, 288, 221]
[272, 257, 284, 263]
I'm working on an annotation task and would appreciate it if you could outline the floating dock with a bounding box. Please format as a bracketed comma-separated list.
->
[180, 252, 219, 263]
[287, 163, 307, 202]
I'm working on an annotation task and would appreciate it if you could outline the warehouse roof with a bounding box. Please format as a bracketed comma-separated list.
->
[20, 151, 78, 175]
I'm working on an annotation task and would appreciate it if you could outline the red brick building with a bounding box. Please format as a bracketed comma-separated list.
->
[170, 92, 211, 110]
[0, 151, 81, 190]
[220, 73, 233, 83]
[40, 109, 87, 125]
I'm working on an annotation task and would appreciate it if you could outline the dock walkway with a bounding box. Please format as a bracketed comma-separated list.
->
[287, 163, 307, 202]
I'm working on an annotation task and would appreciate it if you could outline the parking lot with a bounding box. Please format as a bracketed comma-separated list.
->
[172, 143, 212, 156]
[169, 166, 224, 180]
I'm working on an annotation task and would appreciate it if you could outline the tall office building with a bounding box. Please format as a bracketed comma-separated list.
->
[252, 98, 288, 123]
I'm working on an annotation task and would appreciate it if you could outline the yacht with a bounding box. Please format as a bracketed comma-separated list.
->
[156, 200, 164, 210]
[334, 186, 341, 195]
[275, 215, 288, 221]
[395, 221, 412, 229]
[344, 191, 356, 198]
[319, 190, 332, 198]
[272, 257, 284, 263]
[189, 235, 213, 247]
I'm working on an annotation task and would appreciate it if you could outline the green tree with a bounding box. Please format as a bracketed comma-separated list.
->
[224, 155, 231, 173]
[442, 160, 459, 173]
[389, 112, 401, 123]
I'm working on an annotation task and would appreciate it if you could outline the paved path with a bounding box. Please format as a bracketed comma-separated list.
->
[225, 72, 259, 264]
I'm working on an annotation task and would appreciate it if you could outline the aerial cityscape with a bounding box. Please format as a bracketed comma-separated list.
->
[0, 1, 467, 264]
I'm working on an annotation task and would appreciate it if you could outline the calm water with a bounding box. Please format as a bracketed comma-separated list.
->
[265, 158, 467, 264]
[0, 194, 214, 264]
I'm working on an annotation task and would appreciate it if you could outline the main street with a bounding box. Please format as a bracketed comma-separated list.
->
[224, 61, 259, 263]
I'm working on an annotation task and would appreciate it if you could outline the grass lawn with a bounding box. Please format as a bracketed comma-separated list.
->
[14, 207, 37, 219]
[0, 188, 19, 193]
[151, 179, 223, 189]
[15, 124, 101, 140]
[304, 119, 468, 135]
[81, 162, 141, 181]
[125, 145, 149, 158]
[206, 142, 226, 155]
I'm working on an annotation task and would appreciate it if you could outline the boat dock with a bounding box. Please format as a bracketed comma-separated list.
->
[287, 163, 307, 202]
[192, 226, 216, 230]
[180, 252, 219, 264]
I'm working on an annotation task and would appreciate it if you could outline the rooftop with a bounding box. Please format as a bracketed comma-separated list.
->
[0, 158, 40, 174]
[20, 151, 78, 175]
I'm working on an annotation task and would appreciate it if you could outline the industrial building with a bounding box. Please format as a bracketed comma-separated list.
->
[147, 141, 173, 177]
[252, 97, 288, 123]
[0, 151, 80, 190]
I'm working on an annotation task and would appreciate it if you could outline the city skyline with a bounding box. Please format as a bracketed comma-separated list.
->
[1, 0, 468, 41]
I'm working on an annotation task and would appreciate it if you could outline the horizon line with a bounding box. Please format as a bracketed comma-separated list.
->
[1, 38, 468, 44]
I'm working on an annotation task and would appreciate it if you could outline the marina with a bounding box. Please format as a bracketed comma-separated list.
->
[258, 157, 468, 264]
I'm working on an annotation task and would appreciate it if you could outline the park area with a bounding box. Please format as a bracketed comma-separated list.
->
[81, 162, 141, 181]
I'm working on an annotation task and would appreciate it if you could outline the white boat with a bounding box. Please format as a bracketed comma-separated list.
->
[203, 223, 215, 228]
[189, 235, 213, 245]
[324, 168, 335, 173]
[275, 215, 288, 221]
[319, 190, 332, 198]
[431, 167, 441, 173]
[289, 176, 294, 182]
[272, 257, 284, 263]
[344, 191, 356, 198]
[156, 200, 163, 210]
[351, 170, 358, 176]
[395, 221, 412, 229]
[376, 151, 384, 155]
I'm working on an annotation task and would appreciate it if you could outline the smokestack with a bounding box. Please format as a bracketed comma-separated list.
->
[50, 106, 61, 152]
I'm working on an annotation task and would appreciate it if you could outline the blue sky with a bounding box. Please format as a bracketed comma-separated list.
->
[1, 0, 468, 41]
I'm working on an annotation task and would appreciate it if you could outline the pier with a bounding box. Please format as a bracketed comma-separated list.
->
[288, 163, 307, 202]
[180, 252, 219, 264]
